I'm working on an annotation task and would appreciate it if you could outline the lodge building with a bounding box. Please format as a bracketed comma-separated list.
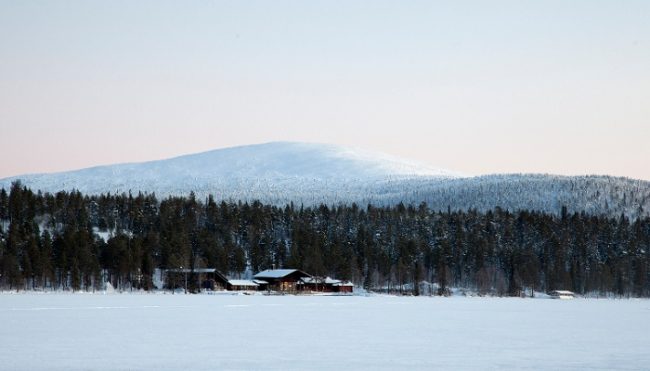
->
[162, 267, 353, 294]
[253, 269, 311, 292]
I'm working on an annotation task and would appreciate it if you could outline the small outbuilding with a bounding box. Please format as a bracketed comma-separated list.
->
[548, 290, 576, 299]
[298, 277, 354, 293]
[227, 279, 259, 291]
[333, 281, 354, 293]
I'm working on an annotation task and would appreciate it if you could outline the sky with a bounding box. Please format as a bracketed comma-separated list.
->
[1, 1, 649, 180]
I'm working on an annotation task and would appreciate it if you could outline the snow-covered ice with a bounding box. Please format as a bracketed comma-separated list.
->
[0, 294, 648, 370]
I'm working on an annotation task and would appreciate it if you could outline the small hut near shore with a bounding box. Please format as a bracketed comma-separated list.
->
[548, 290, 576, 299]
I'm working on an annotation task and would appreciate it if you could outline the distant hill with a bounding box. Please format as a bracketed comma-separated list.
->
[2, 142, 649, 218]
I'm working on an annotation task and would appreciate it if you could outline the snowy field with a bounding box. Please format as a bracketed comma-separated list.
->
[1, 294, 649, 370]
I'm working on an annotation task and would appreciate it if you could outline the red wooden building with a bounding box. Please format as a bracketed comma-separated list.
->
[253, 269, 311, 292]
[298, 276, 354, 293]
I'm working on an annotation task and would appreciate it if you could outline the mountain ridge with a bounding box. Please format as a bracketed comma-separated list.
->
[2, 142, 649, 218]
[2, 141, 461, 180]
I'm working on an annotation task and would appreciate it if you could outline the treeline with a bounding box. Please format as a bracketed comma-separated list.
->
[1, 182, 649, 297]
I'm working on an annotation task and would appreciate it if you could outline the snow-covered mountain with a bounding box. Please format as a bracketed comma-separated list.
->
[0, 141, 458, 197]
[2, 141, 649, 218]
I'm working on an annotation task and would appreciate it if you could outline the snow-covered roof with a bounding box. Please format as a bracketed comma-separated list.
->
[550, 290, 575, 295]
[254, 269, 309, 279]
[253, 279, 268, 285]
[228, 280, 258, 287]
[334, 281, 354, 287]
[299, 277, 341, 285]
[167, 268, 217, 273]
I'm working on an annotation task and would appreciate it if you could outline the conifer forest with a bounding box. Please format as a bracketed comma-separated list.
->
[1, 182, 649, 297]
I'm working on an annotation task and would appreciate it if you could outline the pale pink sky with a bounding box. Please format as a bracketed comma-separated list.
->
[1, 1, 649, 180]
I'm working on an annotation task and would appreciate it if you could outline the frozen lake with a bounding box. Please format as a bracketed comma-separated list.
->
[1, 293, 649, 370]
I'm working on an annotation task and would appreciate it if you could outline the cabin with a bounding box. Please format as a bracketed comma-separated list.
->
[333, 281, 354, 293]
[297, 276, 353, 293]
[227, 279, 260, 291]
[298, 276, 340, 292]
[165, 268, 229, 292]
[253, 269, 311, 292]
[549, 290, 576, 299]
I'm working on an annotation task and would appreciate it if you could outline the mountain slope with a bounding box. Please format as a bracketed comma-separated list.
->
[372, 174, 650, 219]
[0, 141, 458, 196]
[2, 142, 649, 218]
